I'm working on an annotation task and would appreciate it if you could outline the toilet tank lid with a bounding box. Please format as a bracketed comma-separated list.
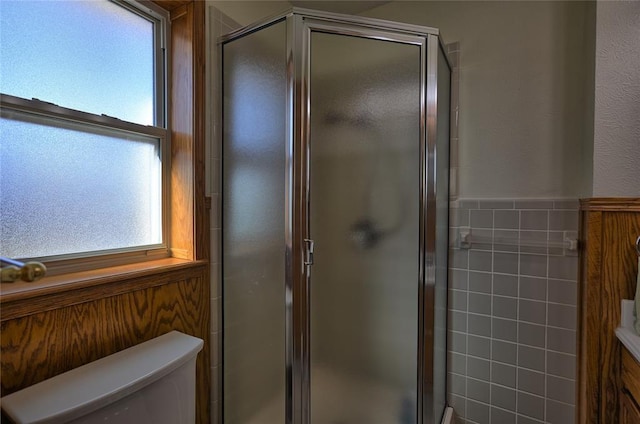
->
[1, 331, 204, 424]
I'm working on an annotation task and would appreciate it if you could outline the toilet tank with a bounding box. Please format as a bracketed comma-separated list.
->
[1, 331, 203, 424]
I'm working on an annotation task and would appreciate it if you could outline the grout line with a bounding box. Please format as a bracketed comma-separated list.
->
[489, 209, 495, 424]
[544, 210, 550, 423]
[464, 259, 470, 422]
[515, 208, 521, 418]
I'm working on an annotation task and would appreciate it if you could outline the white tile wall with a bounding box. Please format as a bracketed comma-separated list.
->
[448, 199, 579, 424]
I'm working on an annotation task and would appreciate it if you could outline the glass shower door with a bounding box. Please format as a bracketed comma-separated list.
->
[222, 21, 287, 424]
[308, 30, 422, 424]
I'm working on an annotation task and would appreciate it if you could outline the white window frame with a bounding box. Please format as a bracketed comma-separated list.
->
[0, 0, 171, 275]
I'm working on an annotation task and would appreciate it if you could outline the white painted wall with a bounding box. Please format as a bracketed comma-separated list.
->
[593, 0, 640, 197]
[363, 1, 595, 199]
[210, 1, 291, 27]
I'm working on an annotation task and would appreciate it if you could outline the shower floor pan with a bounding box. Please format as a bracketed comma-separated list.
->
[246, 365, 413, 424]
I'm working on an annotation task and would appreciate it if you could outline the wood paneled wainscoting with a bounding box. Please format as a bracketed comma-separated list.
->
[0, 261, 210, 424]
[579, 198, 640, 424]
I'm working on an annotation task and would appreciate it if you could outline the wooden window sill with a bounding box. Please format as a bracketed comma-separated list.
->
[0, 258, 208, 321]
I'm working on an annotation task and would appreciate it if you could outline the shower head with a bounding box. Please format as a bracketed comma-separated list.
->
[349, 218, 381, 250]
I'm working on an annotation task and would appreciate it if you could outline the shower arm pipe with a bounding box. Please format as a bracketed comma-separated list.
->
[0, 257, 47, 283]
[457, 228, 579, 252]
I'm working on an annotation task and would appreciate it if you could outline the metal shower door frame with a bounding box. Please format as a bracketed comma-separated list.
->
[219, 8, 446, 424]
[285, 10, 442, 424]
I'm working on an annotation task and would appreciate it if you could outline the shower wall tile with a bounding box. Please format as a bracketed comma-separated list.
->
[467, 399, 490, 424]
[494, 210, 519, 229]
[517, 392, 545, 420]
[546, 375, 575, 404]
[468, 313, 492, 337]
[549, 210, 579, 231]
[451, 310, 468, 332]
[491, 384, 517, 411]
[452, 208, 470, 227]
[468, 335, 491, 359]
[518, 345, 545, 373]
[450, 331, 468, 353]
[494, 229, 519, 253]
[478, 200, 514, 209]
[546, 351, 576, 379]
[450, 289, 468, 311]
[493, 296, 517, 320]
[514, 200, 554, 210]
[494, 252, 519, 274]
[518, 299, 546, 325]
[447, 198, 579, 424]
[517, 415, 545, 424]
[468, 356, 491, 381]
[547, 327, 576, 354]
[450, 352, 467, 374]
[469, 271, 492, 293]
[547, 303, 577, 329]
[451, 269, 469, 289]
[491, 362, 516, 387]
[518, 322, 546, 348]
[548, 256, 578, 280]
[492, 318, 517, 342]
[452, 249, 469, 269]
[545, 399, 575, 424]
[468, 378, 491, 403]
[519, 276, 547, 301]
[492, 339, 517, 365]
[468, 292, 491, 315]
[451, 394, 467, 418]
[491, 407, 516, 424]
[520, 211, 548, 231]
[493, 274, 518, 297]
[469, 250, 493, 272]
[450, 372, 467, 396]
[471, 209, 494, 228]
[517, 368, 545, 396]
[519, 254, 547, 278]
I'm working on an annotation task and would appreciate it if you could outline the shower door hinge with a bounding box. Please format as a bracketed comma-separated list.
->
[304, 238, 315, 266]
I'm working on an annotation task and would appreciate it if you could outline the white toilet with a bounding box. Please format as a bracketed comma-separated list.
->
[1, 331, 203, 424]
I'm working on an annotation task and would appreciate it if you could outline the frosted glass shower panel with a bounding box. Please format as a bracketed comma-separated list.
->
[432, 44, 451, 424]
[222, 21, 287, 424]
[309, 31, 421, 424]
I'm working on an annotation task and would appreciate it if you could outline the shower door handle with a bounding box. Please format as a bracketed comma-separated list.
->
[304, 238, 315, 266]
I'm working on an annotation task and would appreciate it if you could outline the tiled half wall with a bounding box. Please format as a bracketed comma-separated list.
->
[448, 199, 579, 424]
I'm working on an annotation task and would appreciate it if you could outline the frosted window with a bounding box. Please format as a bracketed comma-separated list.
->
[0, 0, 155, 126]
[0, 110, 162, 259]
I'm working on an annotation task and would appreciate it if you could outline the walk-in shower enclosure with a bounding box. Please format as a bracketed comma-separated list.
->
[221, 8, 451, 424]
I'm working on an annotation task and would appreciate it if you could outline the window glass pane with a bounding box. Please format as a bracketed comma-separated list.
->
[0, 110, 162, 259]
[0, 1, 155, 126]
